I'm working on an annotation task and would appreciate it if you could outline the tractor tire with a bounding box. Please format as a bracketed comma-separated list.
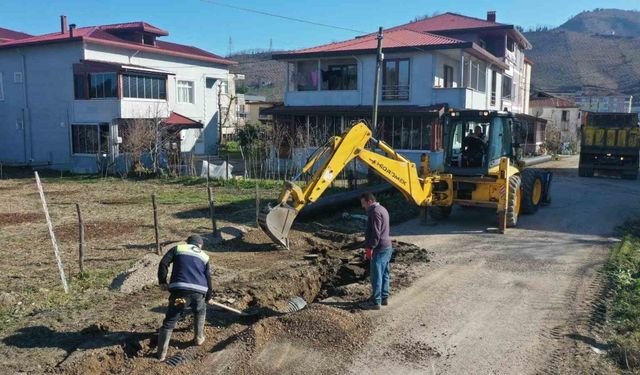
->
[578, 167, 594, 177]
[506, 175, 521, 228]
[429, 206, 452, 221]
[520, 169, 543, 214]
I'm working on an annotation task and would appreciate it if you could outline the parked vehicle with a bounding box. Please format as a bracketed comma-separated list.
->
[579, 112, 639, 180]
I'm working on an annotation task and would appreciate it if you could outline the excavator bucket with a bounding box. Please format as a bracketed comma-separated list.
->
[258, 203, 298, 249]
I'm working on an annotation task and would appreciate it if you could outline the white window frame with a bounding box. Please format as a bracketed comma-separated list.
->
[177, 80, 195, 104]
[219, 80, 228, 94]
[0, 72, 4, 101]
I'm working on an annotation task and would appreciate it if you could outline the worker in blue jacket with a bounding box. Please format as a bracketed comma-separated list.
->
[156, 234, 212, 361]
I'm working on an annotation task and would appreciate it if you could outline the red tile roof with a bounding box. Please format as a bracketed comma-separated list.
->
[529, 97, 578, 108]
[394, 12, 505, 33]
[0, 27, 32, 42]
[276, 28, 468, 57]
[163, 112, 203, 129]
[0, 22, 235, 65]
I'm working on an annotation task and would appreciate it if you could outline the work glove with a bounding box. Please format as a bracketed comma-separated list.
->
[365, 248, 373, 261]
[205, 289, 213, 303]
[159, 283, 169, 291]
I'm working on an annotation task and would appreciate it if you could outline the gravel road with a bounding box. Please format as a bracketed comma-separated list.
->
[347, 156, 640, 374]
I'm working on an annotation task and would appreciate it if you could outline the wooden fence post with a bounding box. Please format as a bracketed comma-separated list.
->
[152, 193, 161, 255]
[35, 172, 69, 293]
[255, 182, 260, 228]
[208, 186, 218, 237]
[75, 203, 85, 274]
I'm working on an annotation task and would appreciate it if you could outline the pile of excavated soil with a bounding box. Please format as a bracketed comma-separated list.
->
[110, 253, 163, 293]
[205, 304, 372, 375]
[0, 212, 42, 227]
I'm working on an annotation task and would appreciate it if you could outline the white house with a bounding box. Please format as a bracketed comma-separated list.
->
[0, 17, 237, 173]
[529, 92, 582, 152]
[264, 11, 532, 169]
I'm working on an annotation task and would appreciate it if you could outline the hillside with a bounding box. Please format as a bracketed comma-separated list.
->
[229, 50, 286, 101]
[526, 8, 640, 103]
[559, 8, 640, 37]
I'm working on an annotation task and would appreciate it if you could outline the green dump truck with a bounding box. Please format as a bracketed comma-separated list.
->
[579, 111, 639, 180]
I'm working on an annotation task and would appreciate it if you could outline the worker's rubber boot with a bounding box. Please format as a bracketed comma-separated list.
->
[157, 328, 172, 361]
[194, 312, 206, 346]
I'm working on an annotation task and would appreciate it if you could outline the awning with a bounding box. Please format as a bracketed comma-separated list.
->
[261, 104, 446, 116]
[73, 59, 174, 76]
[162, 112, 204, 129]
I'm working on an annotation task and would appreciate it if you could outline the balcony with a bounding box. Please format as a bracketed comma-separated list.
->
[285, 90, 361, 106]
[72, 99, 169, 122]
[432, 87, 490, 110]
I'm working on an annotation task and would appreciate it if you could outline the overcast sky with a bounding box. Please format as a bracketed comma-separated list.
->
[2, 0, 638, 55]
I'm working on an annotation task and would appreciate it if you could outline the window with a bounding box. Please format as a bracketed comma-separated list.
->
[291, 61, 318, 91]
[443, 65, 454, 88]
[74, 74, 86, 99]
[89, 72, 117, 98]
[219, 80, 228, 94]
[380, 116, 432, 150]
[71, 123, 110, 154]
[490, 70, 497, 105]
[123, 74, 166, 99]
[0, 72, 4, 101]
[502, 75, 512, 99]
[383, 59, 410, 100]
[323, 64, 357, 90]
[464, 60, 486, 91]
[177, 80, 194, 103]
[561, 110, 569, 121]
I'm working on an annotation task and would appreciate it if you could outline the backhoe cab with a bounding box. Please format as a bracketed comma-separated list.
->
[436, 110, 551, 226]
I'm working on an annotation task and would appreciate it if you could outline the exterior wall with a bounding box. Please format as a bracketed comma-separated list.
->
[530, 106, 582, 150]
[0, 42, 86, 169]
[523, 62, 532, 115]
[84, 43, 231, 155]
[283, 50, 512, 112]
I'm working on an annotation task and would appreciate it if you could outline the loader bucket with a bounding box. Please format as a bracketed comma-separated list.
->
[258, 203, 298, 249]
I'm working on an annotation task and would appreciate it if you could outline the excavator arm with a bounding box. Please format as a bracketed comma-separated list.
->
[259, 122, 449, 248]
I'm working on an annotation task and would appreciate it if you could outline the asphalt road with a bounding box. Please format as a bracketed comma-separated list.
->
[348, 156, 640, 374]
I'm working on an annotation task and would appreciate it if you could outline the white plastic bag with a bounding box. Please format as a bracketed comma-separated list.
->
[200, 160, 233, 180]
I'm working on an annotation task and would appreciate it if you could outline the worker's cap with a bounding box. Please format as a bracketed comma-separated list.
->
[187, 234, 204, 246]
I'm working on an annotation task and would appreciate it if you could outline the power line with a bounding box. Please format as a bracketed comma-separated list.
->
[199, 0, 368, 34]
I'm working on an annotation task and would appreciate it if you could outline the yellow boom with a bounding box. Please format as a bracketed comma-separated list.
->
[259, 122, 452, 248]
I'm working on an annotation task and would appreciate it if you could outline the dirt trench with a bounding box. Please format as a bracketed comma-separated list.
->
[59, 228, 432, 375]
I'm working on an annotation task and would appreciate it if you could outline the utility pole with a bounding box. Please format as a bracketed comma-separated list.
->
[372, 27, 384, 132]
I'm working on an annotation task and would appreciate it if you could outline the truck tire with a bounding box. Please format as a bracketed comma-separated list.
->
[520, 169, 543, 214]
[506, 175, 522, 228]
[429, 206, 452, 220]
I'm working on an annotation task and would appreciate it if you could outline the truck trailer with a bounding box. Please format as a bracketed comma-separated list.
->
[579, 112, 639, 180]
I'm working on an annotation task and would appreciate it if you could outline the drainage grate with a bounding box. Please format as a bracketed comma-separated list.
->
[286, 296, 307, 313]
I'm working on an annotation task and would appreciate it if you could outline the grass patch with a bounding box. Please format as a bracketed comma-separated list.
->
[606, 219, 640, 370]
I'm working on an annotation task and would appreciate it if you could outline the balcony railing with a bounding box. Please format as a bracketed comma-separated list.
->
[382, 85, 409, 101]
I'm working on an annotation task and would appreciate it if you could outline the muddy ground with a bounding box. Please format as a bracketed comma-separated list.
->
[0, 174, 431, 374]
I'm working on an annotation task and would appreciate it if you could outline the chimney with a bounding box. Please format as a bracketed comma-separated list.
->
[487, 11, 496, 23]
[69, 24, 76, 38]
[60, 15, 68, 34]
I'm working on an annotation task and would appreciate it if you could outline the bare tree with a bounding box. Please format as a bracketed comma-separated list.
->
[119, 104, 169, 176]
[217, 80, 238, 147]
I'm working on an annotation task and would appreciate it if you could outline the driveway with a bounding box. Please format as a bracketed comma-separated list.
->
[348, 156, 640, 374]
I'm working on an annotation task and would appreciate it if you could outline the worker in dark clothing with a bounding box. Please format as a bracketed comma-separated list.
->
[358, 193, 393, 310]
[462, 125, 486, 167]
[156, 234, 212, 361]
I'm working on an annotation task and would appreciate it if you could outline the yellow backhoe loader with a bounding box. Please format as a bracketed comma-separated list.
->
[259, 110, 551, 248]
